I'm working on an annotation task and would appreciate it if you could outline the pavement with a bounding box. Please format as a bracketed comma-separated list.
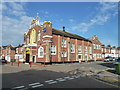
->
[1, 61, 120, 88]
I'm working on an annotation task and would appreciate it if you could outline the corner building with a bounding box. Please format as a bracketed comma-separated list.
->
[23, 16, 93, 63]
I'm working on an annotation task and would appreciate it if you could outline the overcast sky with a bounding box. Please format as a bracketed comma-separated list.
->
[1, 2, 118, 47]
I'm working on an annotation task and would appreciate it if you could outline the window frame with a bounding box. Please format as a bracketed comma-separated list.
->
[62, 39, 66, 48]
[51, 45, 56, 55]
[38, 47, 44, 58]
[78, 45, 82, 53]
[61, 51, 67, 57]
[70, 44, 75, 53]
[84, 46, 88, 53]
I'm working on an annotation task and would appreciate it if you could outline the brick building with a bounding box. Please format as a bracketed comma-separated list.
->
[0, 45, 15, 62]
[90, 35, 102, 61]
[1, 16, 120, 63]
[23, 16, 93, 63]
[15, 44, 24, 62]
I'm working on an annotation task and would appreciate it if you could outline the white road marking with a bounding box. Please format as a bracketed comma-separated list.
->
[71, 75, 77, 78]
[29, 82, 40, 86]
[64, 76, 70, 79]
[57, 79, 66, 82]
[48, 81, 57, 84]
[56, 78, 63, 80]
[74, 76, 80, 78]
[45, 80, 54, 83]
[67, 77, 74, 80]
[31, 84, 44, 88]
[80, 74, 86, 77]
[12, 86, 25, 89]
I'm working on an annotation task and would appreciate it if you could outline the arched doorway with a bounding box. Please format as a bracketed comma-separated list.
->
[25, 47, 30, 63]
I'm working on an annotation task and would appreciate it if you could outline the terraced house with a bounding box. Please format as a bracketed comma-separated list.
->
[0, 45, 15, 62]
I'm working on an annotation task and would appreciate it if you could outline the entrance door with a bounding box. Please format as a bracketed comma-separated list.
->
[78, 54, 82, 63]
[32, 56, 36, 63]
[26, 54, 30, 63]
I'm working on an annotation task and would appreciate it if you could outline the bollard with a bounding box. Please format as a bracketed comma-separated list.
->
[18, 61, 20, 67]
[6, 61, 8, 64]
[30, 62, 32, 67]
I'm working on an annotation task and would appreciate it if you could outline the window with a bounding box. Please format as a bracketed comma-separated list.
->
[30, 29, 36, 44]
[93, 44, 96, 49]
[70, 44, 75, 53]
[89, 47, 92, 54]
[38, 47, 44, 58]
[99, 45, 101, 49]
[78, 45, 82, 53]
[62, 39, 66, 48]
[84, 46, 88, 53]
[16, 48, 18, 53]
[61, 51, 67, 57]
[78, 55, 82, 60]
[105, 48, 106, 52]
[51, 45, 56, 55]
[38, 31, 40, 41]
[27, 36, 29, 44]
[95, 45, 98, 49]
[89, 55, 92, 60]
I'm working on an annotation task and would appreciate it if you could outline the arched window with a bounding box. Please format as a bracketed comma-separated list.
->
[30, 29, 36, 44]
[38, 47, 44, 58]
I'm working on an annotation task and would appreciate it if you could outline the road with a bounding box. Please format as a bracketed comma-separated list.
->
[2, 64, 118, 89]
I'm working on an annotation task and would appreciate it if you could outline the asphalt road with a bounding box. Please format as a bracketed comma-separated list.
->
[2, 67, 118, 89]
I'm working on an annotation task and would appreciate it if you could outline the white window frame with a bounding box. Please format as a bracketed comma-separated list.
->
[62, 39, 66, 48]
[84, 46, 88, 53]
[93, 44, 95, 49]
[51, 45, 56, 55]
[38, 47, 44, 58]
[61, 51, 67, 57]
[38, 31, 41, 41]
[16, 48, 18, 53]
[78, 45, 82, 53]
[70, 44, 75, 53]
[89, 47, 92, 54]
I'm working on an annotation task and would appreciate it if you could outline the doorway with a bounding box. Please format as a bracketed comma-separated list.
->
[26, 54, 30, 63]
[32, 56, 36, 63]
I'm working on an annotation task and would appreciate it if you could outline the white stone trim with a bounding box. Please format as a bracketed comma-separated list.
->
[43, 40, 52, 42]
[43, 35, 52, 38]
[23, 43, 37, 47]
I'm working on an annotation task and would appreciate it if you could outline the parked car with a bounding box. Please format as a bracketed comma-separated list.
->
[115, 57, 120, 62]
[104, 56, 113, 62]
[0, 59, 7, 63]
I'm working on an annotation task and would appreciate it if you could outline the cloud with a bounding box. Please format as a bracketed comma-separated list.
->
[2, 2, 34, 46]
[69, 19, 74, 23]
[71, 2, 118, 33]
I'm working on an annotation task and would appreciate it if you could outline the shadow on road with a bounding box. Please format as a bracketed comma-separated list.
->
[2, 69, 70, 89]
[106, 69, 116, 74]
[98, 62, 115, 68]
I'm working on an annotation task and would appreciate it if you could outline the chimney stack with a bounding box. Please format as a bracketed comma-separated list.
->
[63, 26, 65, 32]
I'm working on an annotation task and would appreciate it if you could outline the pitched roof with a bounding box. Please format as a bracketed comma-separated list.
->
[52, 28, 91, 42]
[10, 47, 16, 50]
